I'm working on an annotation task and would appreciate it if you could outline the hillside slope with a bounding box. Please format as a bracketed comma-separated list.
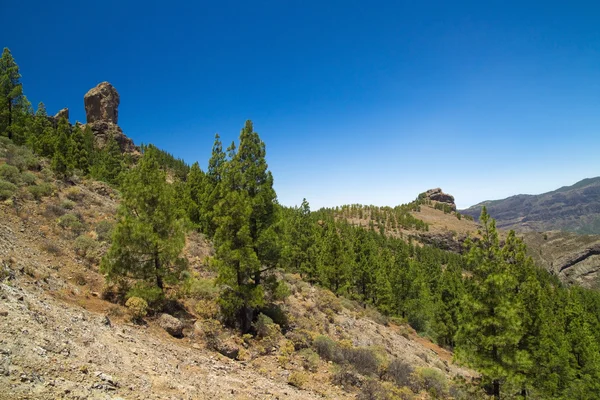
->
[460, 177, 600, 234]
[0, 177, 475, 399]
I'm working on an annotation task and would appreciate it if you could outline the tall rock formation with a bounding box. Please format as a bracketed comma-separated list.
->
[83, 82, 136, 153]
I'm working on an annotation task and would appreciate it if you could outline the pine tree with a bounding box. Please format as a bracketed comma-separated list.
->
[91, 134, 123, 185]
[186, 161, 207, 231]
[0, 48, 24, 140]
[455, 207, 530, 398]
[202, 134, 226, 236]
[69, 124, 90, 173]
[100, 147, 187, 292]
[213, 121, 279, 332]
[51, 117, 71, 178]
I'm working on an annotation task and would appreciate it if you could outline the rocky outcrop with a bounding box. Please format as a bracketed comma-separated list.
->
[86, 121, 136, 153]
[53, 108, 69, 122]
[84, 82, 119, 124]
[423, 188, 456, 210]
[82, 82, 136, 153]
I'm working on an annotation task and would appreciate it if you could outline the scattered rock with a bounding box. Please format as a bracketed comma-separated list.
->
[215, 340, 240, 360]
[101, 315, 111, 327]
[158, 313, 184, 337]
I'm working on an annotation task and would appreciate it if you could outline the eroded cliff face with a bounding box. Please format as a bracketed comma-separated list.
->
[522, 231, 600, 289]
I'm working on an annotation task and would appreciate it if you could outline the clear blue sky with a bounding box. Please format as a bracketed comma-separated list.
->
[4, 1, 600, 209]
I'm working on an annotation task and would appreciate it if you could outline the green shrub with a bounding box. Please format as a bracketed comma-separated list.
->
[0, 164, 21, 184]
[61, 199, 76, 209]
[314, 335, 343, 363]
[260, 304, 289, 332]
[125, 296, 148, 323]
[254, 313, 278, 338]
[28, 183, 53, 200]
[6, 145, 39, 171]
[299, 348, 320, 372]
[127, 282, 164, 311]
[95, 220, 115, 242]
[20, 171, 37, 185]
[74, 235, 100, 263]
[57, 213, 85, 233]
[272, 281, 291, 301]
[182, 275, 218, 299]
[0, 179, 17, 200]
[411, 367, 447, 398]
[40, 168, 54, 182]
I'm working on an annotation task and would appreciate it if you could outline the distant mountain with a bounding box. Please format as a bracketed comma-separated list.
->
[460, 177, 600, 234]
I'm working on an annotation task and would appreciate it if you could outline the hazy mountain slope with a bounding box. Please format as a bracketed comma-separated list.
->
[460, 177, 600, 234]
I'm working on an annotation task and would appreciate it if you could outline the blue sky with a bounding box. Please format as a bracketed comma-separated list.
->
[4, 1, 600, 209]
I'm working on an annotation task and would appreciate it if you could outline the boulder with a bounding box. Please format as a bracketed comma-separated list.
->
[158, 313, 184, 337]
[84, 82, 120, 124]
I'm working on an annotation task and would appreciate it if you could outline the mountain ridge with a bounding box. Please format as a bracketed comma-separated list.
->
[460, 176, 600, 234]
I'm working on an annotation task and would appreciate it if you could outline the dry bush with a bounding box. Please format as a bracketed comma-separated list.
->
[125, 296, 148, 323]
[285, 328, 313, 350]
[72, 271, 87, 286]
[41, 240, 62, 255]
[316, 290, 343, 314]
[342, 346, 380, 376]
[332, 366, 362, 390]
[288, 371, 308, 388]
[44, 203, 66, 218]
[65, 187, 85, 201]
[358, 380, 414, 400]
[385, 358, 415, 388]
[194, 299, 219, 320]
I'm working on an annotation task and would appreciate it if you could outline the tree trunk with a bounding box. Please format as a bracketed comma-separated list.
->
[7, 100, 12, 140]
[493, 379, 500, 399]
[154, 250, 163, 289]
